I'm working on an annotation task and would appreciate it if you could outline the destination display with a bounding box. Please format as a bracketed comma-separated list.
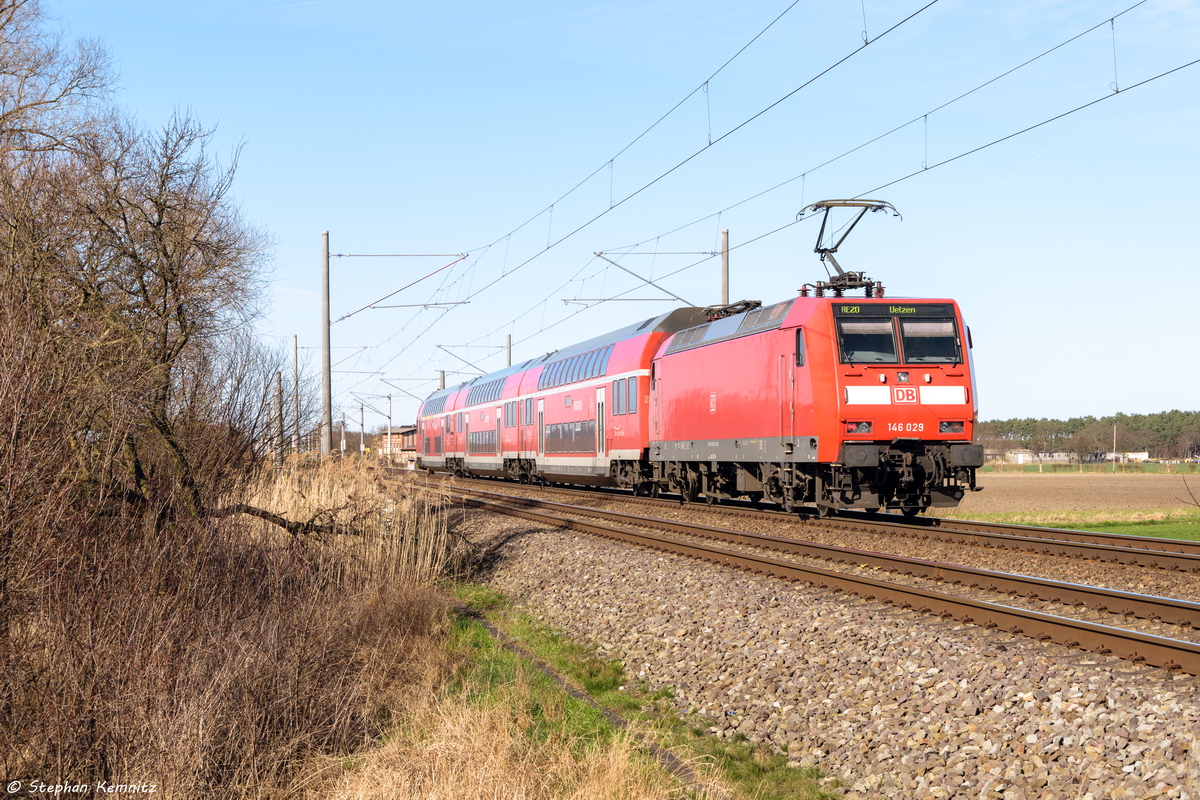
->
[832, 303, 955, 317]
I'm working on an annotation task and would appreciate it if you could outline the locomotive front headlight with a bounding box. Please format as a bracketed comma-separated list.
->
[897, 372, 909, 383]
[878, 374, 887, 383]
[846, 421, 872, 434]
[939, 421, 964, 434]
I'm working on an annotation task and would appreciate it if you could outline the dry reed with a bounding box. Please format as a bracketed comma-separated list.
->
[2, 460, 458, 798]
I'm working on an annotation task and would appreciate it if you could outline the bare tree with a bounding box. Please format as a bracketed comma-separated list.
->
[0, 0, 112, 153]
[57, 112, 272, 523]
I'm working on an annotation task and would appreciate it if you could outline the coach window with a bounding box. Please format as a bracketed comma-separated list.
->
[599, 345, 613, 376]
[627, 376, 638, 415]
[837, 319, 897, 364]
[900, 319, 961, 364]
[582, 350, 597, 379]
[795, 328, 806, 367]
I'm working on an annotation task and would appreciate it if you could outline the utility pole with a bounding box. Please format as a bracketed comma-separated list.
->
[507, 333, 512, 368]
[721, 228, 729, 305]
[438, 370, 445, 390]
[360, 404, 365, 455]
[274, 371, 284, 467]
[321, 231, 333, 456]
[340, 411, 346, 458]
[387, 394, 393, 466]
[292, 334, 300, 452]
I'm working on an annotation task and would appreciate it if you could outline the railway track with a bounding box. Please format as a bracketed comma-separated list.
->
[419, 472, 1200, 572]
[431, 481, 1200, 675]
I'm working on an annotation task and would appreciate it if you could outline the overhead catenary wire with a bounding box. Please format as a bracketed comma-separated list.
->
[339, 2, 942, 390]
[341, 1, 1193, 416]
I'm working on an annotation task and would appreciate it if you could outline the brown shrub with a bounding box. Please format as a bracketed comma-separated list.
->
[1, 470, 456, 797]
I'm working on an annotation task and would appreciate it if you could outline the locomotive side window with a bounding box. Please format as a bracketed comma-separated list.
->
[627, 376, 638, 415]
[795, 328, 806, 367]
[837, 320, 897, 364]
[900, 319, 960, 363]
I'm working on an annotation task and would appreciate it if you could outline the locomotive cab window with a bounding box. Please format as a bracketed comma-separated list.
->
[837, 320, 897, 364]
[900, 319, 960, 363]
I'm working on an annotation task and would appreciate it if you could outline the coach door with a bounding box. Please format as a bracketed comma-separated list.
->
[537, 398, 545, 456]
[495, 406, 503, 458]
[596, 386, 606, 457]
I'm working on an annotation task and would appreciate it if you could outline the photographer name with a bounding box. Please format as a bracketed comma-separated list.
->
[8, 781, 157, 795]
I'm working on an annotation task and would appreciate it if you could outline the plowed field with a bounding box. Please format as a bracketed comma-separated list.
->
[953, 472, 1198, 515]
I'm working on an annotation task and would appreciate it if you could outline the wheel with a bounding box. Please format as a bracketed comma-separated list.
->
[902, 505, 923, 517]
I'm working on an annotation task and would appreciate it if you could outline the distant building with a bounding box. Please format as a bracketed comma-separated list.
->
[1005, 450, 1073, 464]
[379, 425, 418, 467]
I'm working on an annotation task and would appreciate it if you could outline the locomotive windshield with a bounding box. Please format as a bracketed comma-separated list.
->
[899, 319, 961, 363]
[838, 320, 897, 363]
[834, 304, 961, 365]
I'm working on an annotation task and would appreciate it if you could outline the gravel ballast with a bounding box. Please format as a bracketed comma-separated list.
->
[475, 512, 1200, 800]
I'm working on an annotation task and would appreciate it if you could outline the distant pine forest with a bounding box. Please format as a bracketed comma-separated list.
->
[977, 410, 1200, 460]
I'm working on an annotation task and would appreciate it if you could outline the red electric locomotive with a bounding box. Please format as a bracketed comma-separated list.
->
[416, 200, 983, 514]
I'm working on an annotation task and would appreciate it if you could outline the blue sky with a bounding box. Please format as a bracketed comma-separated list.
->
[53, 0, 1200, 429]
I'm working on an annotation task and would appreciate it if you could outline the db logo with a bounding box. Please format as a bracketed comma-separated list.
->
[892, 386, 918, 404]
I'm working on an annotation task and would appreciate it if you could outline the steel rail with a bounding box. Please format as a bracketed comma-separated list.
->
[425, 474, 1200, 573]
[450, 487, 1200, 629]
[809, 514, 1200, 573]
[901, 514, 1200, 555]
[446, 487, 1200, 675]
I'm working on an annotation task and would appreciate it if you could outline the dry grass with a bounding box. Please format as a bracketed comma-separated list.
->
[4, 460, 694, 799]
[2, 460, 460, 797]
[240, 460, 468, 586]
[321, 672, 686, 800]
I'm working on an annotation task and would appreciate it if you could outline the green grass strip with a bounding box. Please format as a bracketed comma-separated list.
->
[453, 582, 840, 800]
